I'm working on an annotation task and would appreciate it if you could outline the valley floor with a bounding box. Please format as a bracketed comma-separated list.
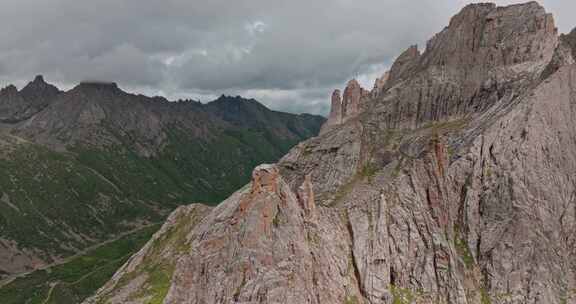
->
[0, 224, 160, 304]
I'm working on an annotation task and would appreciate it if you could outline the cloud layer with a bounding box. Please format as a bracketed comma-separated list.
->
[0, 0, 574, 115]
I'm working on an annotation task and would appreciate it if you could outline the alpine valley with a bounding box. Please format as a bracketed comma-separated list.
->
[0, 76, 324, 303]
[86, 2, 576, 304]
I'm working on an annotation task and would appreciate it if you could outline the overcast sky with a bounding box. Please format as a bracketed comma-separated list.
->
[0, 0, 574, 116]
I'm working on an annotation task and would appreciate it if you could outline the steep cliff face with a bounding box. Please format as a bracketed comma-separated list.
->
[562, 27, 576, 59]
[89, 2, 576, 304]
[371, 71, 390, 98]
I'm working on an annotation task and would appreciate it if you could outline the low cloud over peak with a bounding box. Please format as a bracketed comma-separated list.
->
[0, 0, 574, 115]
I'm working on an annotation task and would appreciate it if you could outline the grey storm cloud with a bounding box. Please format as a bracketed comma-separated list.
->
[0, 0, 574, 115]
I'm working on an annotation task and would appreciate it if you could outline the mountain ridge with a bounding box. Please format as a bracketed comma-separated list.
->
[87, 2, 576, 304]
[0, 76, 324, 286]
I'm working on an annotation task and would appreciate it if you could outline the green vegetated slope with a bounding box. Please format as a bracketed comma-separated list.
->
[0, 125, 300, 302]
[0, 121, 311, 263]
[0, 224, 159, 304]
[85, 204, 212, 304]
[0, 79, 323, 302]
[0, 143, 161, 259]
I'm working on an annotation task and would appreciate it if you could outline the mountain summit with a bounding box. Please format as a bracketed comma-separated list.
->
[88, 2, 576, 304]
[0, 75, 60, 123]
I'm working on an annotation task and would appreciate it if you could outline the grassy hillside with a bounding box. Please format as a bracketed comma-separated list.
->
[0, 224, 159, 304]
[0, 85, 324, 302]
[0, 125, 300, 263]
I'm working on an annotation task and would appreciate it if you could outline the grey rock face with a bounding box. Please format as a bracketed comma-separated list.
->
[88, 2, 576, 304]
[319, 89, 342, 135]
[562, 27, 576, 59]
[386, 45, 420, 87]
[371, 71, 389, 98]
[7, 81, 324, 156]
[0, 75, 60, 123]
[320, 80, 368, 134]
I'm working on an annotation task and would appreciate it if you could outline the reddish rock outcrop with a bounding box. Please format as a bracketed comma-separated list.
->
[342, 79, 364, 120]
[297, 173, 316, 221]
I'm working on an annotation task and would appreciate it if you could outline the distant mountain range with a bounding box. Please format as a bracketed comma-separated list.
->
[0, 76, 324, 280]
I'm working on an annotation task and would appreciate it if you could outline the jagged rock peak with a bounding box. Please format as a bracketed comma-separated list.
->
[77, 81, 119, 91]
[319, 89, 343, 134]
[331, 89, 342, 106]
[22, 75, 59, 93]
[320, 1, 559, 135]
[400, 45, 419, 58]
[320, 79, 368, 134]
[448, 2, 497, 26]
[329, 89, 343, 120]
[32, 75, 45, 84]
[345, 78, 361, 88]
[342, 78, 365, 120]
[251, 164, 280, 193]
[0, 75, 61, 124]
[0, 84, 18, 95]
[447, 2, 549, 30]
[387, 45, 420, 85]
[423, 1, 556, 68]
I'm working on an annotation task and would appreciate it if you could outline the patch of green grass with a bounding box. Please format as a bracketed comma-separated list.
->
[343, 295, 359, 304]
[0, 114, 318, 303]
[0, 144, 162, 258]
[332, 176, 360, 206]
[233, 273, 247, 301]
[272, 209, 281, 227]
[391, 157, 405, 178]
[391, 285, 415, 304]
[0, 225, 159, 304]
[360, 163, 379, 181]
[419, 118, 469, 135]
[455, 237, 474, 269]
[480, 288, 492, 304]
[101, 206, 208, 304]
[141, 263, 175, 304]
[332, 162, 381, 205]
[1, 122, 306, 262]
[306, 230, 321, 246]
[301, 144, 315, 156]
[152, 208, 202, 254]
[453, 226, 474, 269]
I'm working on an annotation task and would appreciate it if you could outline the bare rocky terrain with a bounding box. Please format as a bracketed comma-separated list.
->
[86, 2, 576, 304]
